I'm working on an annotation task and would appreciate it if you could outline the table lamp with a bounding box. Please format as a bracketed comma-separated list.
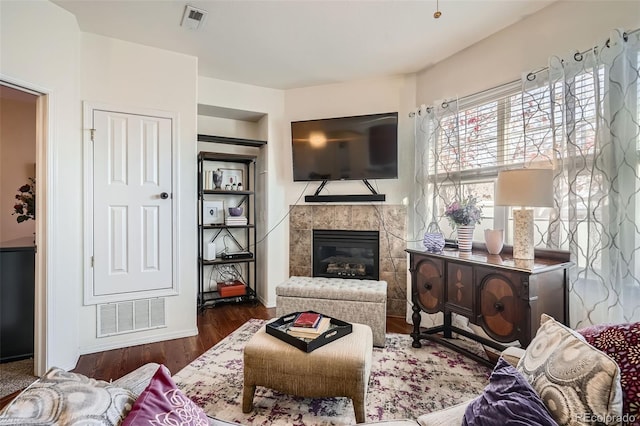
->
[495, 168, 553, 260]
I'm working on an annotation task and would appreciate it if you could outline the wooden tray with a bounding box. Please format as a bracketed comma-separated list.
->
[265, 311, 352, 352]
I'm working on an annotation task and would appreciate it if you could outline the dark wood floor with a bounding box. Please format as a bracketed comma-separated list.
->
[1, 303, 412, 409]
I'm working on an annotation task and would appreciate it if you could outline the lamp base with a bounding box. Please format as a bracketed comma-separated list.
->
[513, 209, 534, 260]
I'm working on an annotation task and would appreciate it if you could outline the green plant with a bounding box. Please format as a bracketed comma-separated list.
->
[13, 178, 35, 223]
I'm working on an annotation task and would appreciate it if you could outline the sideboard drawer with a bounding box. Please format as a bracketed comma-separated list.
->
[446, 262, 474, 318]
[412, 256, 443, 314]
[476, 267, 526, 344]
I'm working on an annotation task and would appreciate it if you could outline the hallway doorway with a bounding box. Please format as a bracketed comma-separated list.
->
[0, 81, 48, 376]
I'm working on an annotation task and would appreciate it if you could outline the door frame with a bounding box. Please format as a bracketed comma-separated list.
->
[1, 75, 50, 376]
[83, 102, 180, 305]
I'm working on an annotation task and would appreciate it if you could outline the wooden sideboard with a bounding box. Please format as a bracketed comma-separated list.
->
[406, 246, 572, 366]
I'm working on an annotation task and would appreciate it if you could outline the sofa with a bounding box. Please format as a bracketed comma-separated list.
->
[0, 314, 631, 426]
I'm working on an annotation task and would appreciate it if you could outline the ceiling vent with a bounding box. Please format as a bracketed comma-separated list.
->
[181, 5, 208, 30]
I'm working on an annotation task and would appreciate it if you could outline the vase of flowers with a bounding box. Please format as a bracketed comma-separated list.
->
[444, 195, 482, 252]
[13, 178, 35, 223]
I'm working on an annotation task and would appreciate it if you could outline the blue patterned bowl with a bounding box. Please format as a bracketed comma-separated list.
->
[423, 232, 445, 253]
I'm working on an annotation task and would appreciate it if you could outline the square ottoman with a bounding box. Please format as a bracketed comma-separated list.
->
[243, 322, 373, 423]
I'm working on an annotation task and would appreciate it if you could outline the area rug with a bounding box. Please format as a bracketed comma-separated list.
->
[0, 359, 37, 399]
[174, 319, 491, 425]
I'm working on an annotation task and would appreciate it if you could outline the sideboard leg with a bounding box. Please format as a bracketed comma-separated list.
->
[411, 303, 422, 348]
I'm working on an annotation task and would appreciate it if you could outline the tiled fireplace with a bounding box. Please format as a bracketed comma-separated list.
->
[289, 204, 407, 317]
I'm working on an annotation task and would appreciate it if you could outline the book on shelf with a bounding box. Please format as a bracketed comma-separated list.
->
[292, 312, 322, 328]
[225, 217, 248, 226]
[287, 317, 331, 339]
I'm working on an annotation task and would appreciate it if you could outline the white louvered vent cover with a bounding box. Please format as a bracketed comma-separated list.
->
[98, 298, 166, 337]
[180, 5, 208, 30]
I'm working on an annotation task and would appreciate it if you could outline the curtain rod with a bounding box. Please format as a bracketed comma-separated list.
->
[410, 26, 639, 117]
[526, 27, 639, 81]
[409, 79, 517, 117]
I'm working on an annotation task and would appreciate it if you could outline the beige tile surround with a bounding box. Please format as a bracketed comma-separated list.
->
[289, 204, 407, 317]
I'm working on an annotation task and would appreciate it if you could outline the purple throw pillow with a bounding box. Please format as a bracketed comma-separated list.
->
[462, 357, 557, 426]
[122, 365, 209, 426]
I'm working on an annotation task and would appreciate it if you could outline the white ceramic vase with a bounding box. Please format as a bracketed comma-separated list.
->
[484, 229, 504, 255]
[457, 225, 475, 252]
[212, 169, 224, 190]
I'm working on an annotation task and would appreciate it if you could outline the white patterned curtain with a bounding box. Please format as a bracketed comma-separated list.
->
[413, 28, 640, 328]
[413, 100, 461, 241]
[522, 29, 640, 327]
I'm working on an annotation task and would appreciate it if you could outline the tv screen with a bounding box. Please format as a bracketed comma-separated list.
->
[291, 112, 398, 182]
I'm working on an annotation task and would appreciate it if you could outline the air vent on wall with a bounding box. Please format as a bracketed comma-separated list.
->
[97, 297, 166, 337]
[181, 5, 208, 30]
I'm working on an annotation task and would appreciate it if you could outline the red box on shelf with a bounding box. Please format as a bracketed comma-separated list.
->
[217, 280, 247, 297]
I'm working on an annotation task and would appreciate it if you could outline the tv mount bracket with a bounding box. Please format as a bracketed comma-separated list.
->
[312, 179, 379, 197]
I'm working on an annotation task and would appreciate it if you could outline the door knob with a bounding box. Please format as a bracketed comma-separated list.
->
[160, 192, 169, 199]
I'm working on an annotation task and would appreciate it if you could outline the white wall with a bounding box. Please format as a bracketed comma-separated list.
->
[1, 0, 82, 371]
[197, 115, 262, 141]
[78, 33, 198, 353]
[0, 92, 37, 243]
[198, 77, 285, 307]
[416, 0, 640, 103]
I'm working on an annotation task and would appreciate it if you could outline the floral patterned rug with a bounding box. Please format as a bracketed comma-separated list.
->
[174, 319, 491, 425]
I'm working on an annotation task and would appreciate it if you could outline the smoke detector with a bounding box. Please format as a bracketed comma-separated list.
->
[181, 5, 208, 30]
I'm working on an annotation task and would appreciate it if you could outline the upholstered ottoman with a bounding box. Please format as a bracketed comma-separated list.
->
[242, 322, 373, 423]
[276, 276, 387, 347]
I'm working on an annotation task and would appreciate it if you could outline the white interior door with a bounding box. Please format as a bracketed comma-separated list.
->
[92, 110, 173, 297]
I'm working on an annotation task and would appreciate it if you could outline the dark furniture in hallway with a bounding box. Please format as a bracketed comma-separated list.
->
[1, 237, 35, 363]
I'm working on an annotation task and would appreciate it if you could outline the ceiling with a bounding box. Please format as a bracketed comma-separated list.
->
[52, 0, 556, 90]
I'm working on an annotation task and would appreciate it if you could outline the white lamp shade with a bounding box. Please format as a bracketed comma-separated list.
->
[495, 168, 554, 207]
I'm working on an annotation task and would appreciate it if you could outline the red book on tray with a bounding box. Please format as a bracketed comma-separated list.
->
[293, 312, 322, 328]
[217, 280, 246, 297]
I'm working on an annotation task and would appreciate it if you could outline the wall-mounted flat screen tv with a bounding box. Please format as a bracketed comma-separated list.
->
[291, 112, 398, 182]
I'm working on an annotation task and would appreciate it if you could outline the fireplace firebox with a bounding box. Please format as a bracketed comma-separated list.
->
[312, 230, 379, 280]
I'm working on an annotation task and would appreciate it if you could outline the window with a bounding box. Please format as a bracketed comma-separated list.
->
[425, 67, 610, 257]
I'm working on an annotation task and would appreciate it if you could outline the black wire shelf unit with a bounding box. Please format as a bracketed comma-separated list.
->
[197, 150, 259, 309]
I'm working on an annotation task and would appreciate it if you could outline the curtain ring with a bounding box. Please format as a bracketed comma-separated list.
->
[574, 52, 583, 62]
[441, 101, 448, 109]
[426, 106, 433, 114]
[605, 32, 628, 49]
[526, 72, 536, 82]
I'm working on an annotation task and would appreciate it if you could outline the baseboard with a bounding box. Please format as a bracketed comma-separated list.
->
[78, 327, 198, 355]
[257, 294, 275, 309]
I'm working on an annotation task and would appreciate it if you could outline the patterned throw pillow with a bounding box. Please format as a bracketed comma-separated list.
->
[0, 367, 136, 425]
[122, 365, 209, 426]
[462, 357, 558, 426]
[579, 322, 640, 423]
[517, 314, 623, 426]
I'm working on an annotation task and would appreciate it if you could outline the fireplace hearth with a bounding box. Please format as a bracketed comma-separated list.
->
[313, 230, 379, 280]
